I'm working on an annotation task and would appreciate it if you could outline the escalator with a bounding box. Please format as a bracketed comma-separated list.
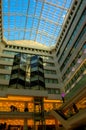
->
[50, 74, 86, 129]
[50, 109, 69, 129]
[50, 108, 86, 130]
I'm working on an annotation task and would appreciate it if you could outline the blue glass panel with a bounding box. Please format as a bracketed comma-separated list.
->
[3, 32, 8, 38]
[65, 0, 72, 8]
[30, 33, 36, 40]
[19, 32, 25, 40]
[3, 0, 9, 12]
[3, 16, 8, 29]
[26, 17, 33, 28]
[13, 31, 19, 40]
[25, 32, 31, 40]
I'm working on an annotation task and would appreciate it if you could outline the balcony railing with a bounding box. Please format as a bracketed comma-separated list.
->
[65, 75, 86, 100]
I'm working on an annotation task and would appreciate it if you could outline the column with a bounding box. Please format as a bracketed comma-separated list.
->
[24, 102, 28, 112]
[23, 119, 28, 130]
[55, 119, 59, 130]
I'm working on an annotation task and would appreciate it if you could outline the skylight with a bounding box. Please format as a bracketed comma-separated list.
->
[2, 0, 72, 46]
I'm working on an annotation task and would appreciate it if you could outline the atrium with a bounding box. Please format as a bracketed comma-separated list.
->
[0, 0, 86, 130]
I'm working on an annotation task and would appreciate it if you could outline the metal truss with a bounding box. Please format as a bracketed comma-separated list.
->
[2, 0, 72, 46]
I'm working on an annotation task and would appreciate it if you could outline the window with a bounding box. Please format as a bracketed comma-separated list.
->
[44, 69, 56, 74]
[45, 78, 58, 84]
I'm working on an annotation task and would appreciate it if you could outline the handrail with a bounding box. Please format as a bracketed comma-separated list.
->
[54, 109, 68, 120]
[0, 111, 33, 119]
[50, 108, 86, 129]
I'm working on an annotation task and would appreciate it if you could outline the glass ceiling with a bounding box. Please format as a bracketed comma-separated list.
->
[2, 0, 72, 46]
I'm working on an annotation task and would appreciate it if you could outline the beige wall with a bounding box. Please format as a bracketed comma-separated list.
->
[0, 42, 5, 53]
